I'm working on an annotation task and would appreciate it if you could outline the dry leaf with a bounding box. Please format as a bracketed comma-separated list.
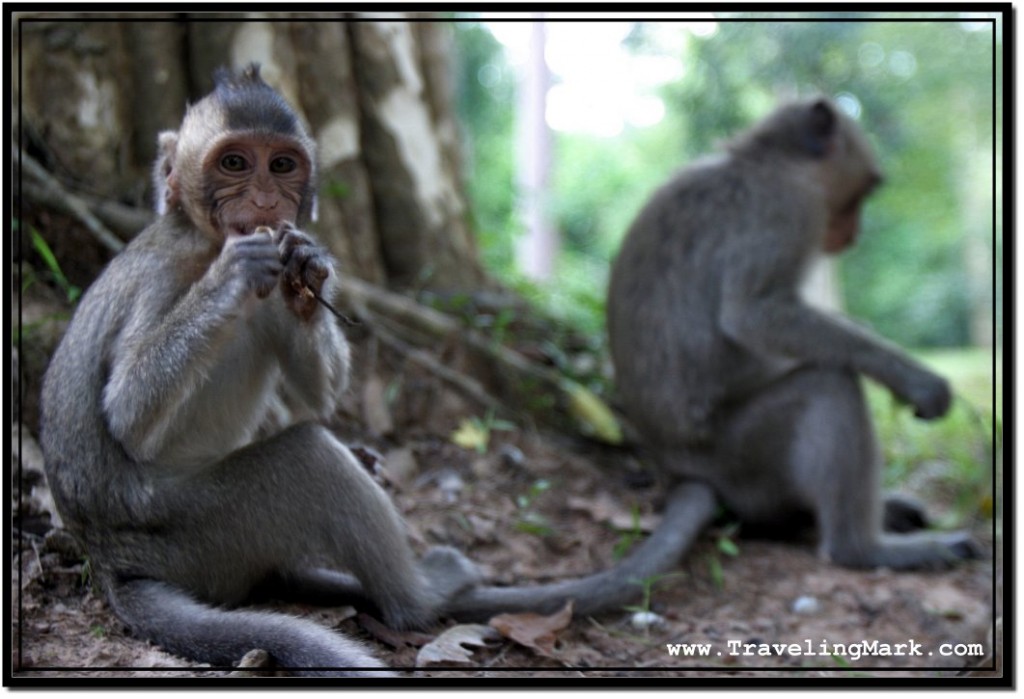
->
[567, 492, 658, 533]
[228, 648, 277, 677]
[488, 600, 574, 658]
[561, 380, 623, 444]
[451, 418, 489, 453]
[415, 624, 501, 667]
[382, 446, 419, 486]
[357, 613, 434, 649]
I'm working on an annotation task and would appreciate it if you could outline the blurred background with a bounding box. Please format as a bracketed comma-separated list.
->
[453, 15, 1001, 352]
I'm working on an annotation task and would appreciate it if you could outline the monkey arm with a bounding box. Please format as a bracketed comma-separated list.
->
[719, 263, 949, 417]
[264, 277, 350, 420]
[102, 257, 258, 463]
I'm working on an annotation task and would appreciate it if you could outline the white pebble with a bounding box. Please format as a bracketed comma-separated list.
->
[630, 611, 666, 629]
[792, 595, 821, 615]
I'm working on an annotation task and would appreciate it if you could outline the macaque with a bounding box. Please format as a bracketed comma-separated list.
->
[605, 97, 978, 570]
[40, 65, 478, 677]
[447, 97, 979, 622]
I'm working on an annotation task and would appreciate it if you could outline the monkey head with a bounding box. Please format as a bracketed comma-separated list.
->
[153, 64, 319, 242]
[813, 100, 884, 253]
[731, 97, 884, 254]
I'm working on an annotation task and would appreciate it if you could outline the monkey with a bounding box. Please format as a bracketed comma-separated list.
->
[39, 65, 480, 677]
[443, 97, 980, 623]
[604, 96, 979, 571]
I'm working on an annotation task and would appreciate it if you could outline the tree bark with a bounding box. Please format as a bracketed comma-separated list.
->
[350, 21, 485, 289]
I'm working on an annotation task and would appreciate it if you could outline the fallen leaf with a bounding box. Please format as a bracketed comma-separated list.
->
[451, 418, 489, 453]
[382, 446, 419, 486]
[357, 613, 435, 649]
[415, 624, 501, 667]
[567, 493, 658, 533]
[561, 380, 623, 444]
[488, 600, 574, 658]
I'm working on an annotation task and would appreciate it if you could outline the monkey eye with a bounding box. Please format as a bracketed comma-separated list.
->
[220, 154, 248, 172]
[270, 156, 298, 174]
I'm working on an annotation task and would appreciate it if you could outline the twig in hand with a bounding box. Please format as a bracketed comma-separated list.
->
[254, 225, 360, 327]
[311, 288, 360, 327]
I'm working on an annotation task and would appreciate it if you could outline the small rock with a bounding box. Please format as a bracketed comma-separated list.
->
[499, 444, 526, 469]
[436, 469, 465, 502]
[630, 611, 666, 629]
[792, 595, 821, 615]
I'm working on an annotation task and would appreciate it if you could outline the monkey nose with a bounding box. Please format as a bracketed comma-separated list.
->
[253, 192, 278, 209]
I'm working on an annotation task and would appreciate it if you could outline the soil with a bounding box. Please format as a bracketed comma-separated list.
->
[10, 291, 1002, 685]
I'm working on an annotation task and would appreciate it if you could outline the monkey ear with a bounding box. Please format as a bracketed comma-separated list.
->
[803, 99, 837, 158]
[153, 130, 180, 215]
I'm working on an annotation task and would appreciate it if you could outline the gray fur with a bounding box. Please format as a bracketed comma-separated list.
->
[40, 69, 477, 677]
[606, 97, 977, 570]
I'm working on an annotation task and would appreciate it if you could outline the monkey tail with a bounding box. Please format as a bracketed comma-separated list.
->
[108, 579, 394, 677]
[444, 481, 717, 620]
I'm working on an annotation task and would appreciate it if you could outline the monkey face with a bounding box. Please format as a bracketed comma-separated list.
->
[822, 170, 882, 254]
[824, 206, 862, 253]
[201, 134, 313, 239]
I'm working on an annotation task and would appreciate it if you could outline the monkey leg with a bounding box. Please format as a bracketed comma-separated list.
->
[882, 492, 930, 533]
[720, 367, 977, 569]
[147, 423, 458, 631]
[257, 547, 481, 613]
[108, 578, 393, 677]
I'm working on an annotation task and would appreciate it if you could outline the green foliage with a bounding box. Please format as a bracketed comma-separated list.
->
[513, 479, 555, 537]
[29, 226, 81, 303]
[624, 572, 685, 615]
[450, 411, 516, 454]
[612, 504, 644, 560]
[867, 349, 998, 522]
[324, 179, 350, 200]
[705, 523, 741, 590]
[453, 22, 519, 277]
[455, 17, 999, 351]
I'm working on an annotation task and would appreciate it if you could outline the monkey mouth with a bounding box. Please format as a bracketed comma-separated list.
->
[230, 222, 281, 237]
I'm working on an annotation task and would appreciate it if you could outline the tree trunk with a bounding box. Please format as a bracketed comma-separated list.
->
[14, 13, 487, 290]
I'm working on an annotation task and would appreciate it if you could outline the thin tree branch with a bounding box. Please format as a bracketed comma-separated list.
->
[15, 144, 126, 254]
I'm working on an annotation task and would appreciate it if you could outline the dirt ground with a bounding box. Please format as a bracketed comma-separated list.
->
[10, 292, 1002, 686]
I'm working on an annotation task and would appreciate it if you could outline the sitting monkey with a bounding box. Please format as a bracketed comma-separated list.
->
[446, 97, 979, 622]
[605, 97, 978, 570]
[41, 65, 479, 677]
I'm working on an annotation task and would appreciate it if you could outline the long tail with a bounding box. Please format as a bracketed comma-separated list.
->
[444, 481, 717, 620]
[109, 579, 395, 677]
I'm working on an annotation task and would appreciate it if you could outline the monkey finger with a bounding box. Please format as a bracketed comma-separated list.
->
[271, 221, 297, 245]
[277, 227, 315, 266]
[301, 256, 331, 293]
[284, 241, 329, 284]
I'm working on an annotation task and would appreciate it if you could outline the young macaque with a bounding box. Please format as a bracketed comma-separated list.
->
[41, 65, 478, 677]
[606, 97, 978, 570]
[448, 97, 979, 622]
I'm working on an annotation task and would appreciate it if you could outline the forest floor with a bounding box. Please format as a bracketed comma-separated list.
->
[11, 285, 1002, 686]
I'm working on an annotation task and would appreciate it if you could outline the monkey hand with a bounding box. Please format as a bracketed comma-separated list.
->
[275, 223, 334, 322]
[214, 232, 283, 303]
[898, 368, 952, 421]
